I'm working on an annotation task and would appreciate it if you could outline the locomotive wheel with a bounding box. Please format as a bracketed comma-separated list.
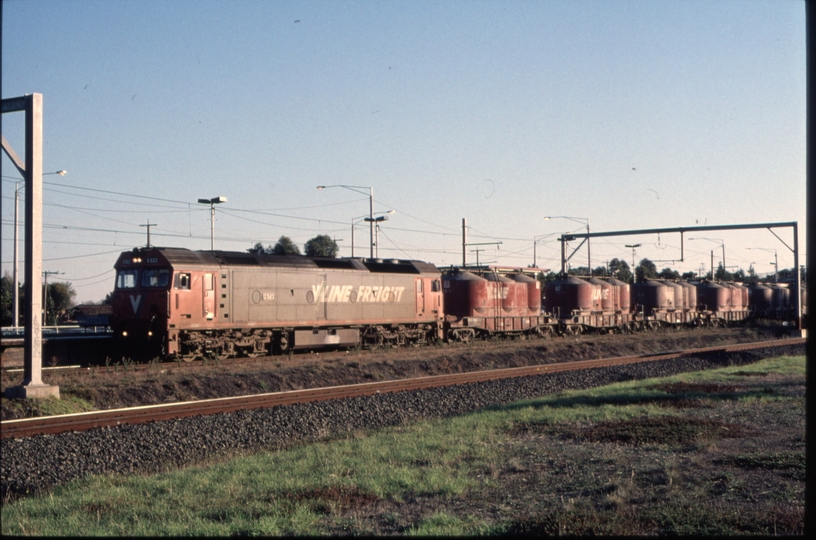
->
[214, 341, 235, 361]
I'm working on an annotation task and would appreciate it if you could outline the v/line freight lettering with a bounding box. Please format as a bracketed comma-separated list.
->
[311, 284, 406, 303]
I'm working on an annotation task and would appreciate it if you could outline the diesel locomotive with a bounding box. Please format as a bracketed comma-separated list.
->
[111, 247, 444, 361]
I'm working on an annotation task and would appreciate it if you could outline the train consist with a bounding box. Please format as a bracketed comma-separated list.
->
[543, 274, 804, 334]
[110, 247, 805, 361]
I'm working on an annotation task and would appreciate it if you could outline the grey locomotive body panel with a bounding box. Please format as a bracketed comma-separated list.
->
[227, 266, 420, 327]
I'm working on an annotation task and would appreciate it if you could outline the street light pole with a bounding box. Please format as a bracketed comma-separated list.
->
[197, 196, 227, 250]
[532, 233, 556, 268]
[545, 216, 590, 273]
[746, 248, 779, 282]
[13, 182, 21, 328]
[353, 210, 393, 257]
[689, 238, 725, 278]
[318, 185, 374, 258]
[11, 170, 66, 329]
[42, 270, 61, 326]
[625, 244, 641, 277]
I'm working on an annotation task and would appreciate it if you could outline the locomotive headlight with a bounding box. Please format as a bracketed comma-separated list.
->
[148, 331, 153, 337]
[122, 331, 128, 337]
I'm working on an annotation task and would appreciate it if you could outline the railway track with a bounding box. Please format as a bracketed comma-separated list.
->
[1, 338, 804, 440]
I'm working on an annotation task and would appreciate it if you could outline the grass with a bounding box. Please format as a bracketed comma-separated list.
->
[2, 355, 805, 536]
[1, 395, 96, 419]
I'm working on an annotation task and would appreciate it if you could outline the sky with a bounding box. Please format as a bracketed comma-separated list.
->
[1, 0, 806, 304]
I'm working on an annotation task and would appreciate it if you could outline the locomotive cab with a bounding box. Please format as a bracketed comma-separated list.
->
[111, 249, 173, 359]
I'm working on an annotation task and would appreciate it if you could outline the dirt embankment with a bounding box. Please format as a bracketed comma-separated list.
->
[0, 327, 794, 421]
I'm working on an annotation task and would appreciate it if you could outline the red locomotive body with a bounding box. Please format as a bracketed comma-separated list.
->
[112, 248, 443, 360]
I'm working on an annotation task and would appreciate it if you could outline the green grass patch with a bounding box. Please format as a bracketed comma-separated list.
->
[506, 355, 804, 427]
[2, 355, 804, 536]
[2, 395, 96, 419]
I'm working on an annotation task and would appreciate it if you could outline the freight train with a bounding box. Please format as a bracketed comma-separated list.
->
[110, 247, 804, 361]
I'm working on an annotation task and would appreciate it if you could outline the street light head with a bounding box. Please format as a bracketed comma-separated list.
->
[198, 196, 227, 205]
[386, 210, 396, 214]
[56, 170, 67, 176]
[316, 186, 325, 190]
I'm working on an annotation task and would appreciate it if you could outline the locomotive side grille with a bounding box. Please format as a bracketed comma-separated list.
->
[222, 255, 261, 266]
[312, 259, 358, 269]
[362, 261, 421, 274]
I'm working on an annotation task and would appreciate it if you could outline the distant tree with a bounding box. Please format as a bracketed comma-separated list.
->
[304, 235, 339, 257]
[273, 236, 301, 255]
[46, 282, 76, 325]
[658, 267, 681, 280]
[1, 272, 13, 326]
[538, 271, 560, 285]
[635, 258, 657, 283]
[731, 268, 746, 282]
[681, 271, 697, 281]
[247, 242, 273, 255]
[592, 265, 608, 276]
[714, 263, 733, 281]
[608, 258, 633, 283]
[568, 266, 590, 276]
[102, 291, 115, 305]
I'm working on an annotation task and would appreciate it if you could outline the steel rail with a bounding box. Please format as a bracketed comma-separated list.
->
[1, 338, 804, 440]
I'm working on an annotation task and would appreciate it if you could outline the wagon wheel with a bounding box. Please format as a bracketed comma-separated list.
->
[455, 329, 475, 343]
[539, 326, 554, 339]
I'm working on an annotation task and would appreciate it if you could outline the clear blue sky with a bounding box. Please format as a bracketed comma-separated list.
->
[2, 0, 806, 304]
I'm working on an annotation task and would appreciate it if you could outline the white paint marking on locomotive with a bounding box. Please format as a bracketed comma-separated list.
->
[311, 282, 327, 303]
[314, 285, 405, 303]
[130, 294, 142, 314]
[358, 286, 372, 302]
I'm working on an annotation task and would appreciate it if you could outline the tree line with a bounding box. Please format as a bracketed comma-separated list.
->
[1, 272, 77, 327]
[247, 235, 339, 258]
